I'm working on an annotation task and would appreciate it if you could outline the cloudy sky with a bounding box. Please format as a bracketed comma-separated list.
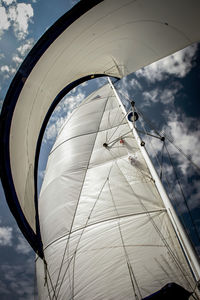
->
[0, 0, 200, 299]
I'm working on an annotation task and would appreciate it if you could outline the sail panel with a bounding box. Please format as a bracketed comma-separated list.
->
[1, 0, 200, 245]
[37, 213, 194, 299]
[37, 84, 198, 299]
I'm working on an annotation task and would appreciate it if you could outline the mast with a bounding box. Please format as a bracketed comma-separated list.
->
[108, 77, 200, 281]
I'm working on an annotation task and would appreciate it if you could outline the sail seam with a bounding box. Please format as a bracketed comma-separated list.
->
[49, 117, 127, 155]
[52, 92, 111, 299]
[54, 91, 113, 140]
[69, 166, 113, 300]
[43, 209, 166, 251]
[115, 158, 193, 289]
[108, 178, 142, 299]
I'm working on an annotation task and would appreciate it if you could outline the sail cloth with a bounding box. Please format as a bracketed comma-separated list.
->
[36, 84, 199, 299]
[1, 0, 200, 255]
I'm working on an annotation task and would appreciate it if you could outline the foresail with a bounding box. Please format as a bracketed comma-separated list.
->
[37, 84, 198, 299]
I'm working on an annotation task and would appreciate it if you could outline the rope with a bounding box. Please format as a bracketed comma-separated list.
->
[43, 258, 55, 300]
[106, 108, 131, 143]
[108, 178, 142, 299]
[137, 116, 200, 279]
[136, 116, 198, 251]
[51, 94, 110, 299]
[190, 279, 200, 300]
[111, 155, 193, 291]
[164, 143, 200, 245]
[107, 129, 132, 146]
[136, 129, 162, 140]
[137, 108, 200, 174]
[46, 259, 58, 300]
[119, 90, 200, 174]
[56, 86, 123, 298]
[159, 141, 165, 180]
[55, 164, 114, 299]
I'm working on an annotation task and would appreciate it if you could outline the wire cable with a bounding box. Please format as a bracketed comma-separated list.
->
[164, 143, 200, 245]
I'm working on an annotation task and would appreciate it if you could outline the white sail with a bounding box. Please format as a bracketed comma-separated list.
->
[4, 0, 200, 234]
[36, 83, 199, 299]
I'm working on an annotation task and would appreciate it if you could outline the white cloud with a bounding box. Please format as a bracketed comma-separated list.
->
[146, 110, 200, 176]
[0, 259, 35, 299]
[71, 0, 80, 6]
[164, 112, 200, 176]
[0, 64, 16, 77]
[16, 235, 31, 254]
[80, 81, 88, 87]
[95, 77, 108, 88]
[0, 2, 34, 40]
[136, 44, 198, 83]
[143, 109, 200, 215]
[1, 65, 10, 72]
[38, 169, 45, 180]
[44, 91, 86, 143]
[129, 78, 142, 90]
[0, 226, 13, 246]
[12, 54, 23, 65]
[2, 0, 16, 5]
[17, 38, 34, 57]
[0, 53, 5, 59]
[8, 3, 34, 40]
[45, 116, 65, 142]
[0, 6, 10, 37]
[142, 84, 181, 108]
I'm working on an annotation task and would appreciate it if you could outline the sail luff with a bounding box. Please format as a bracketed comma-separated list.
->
[36, 81, 200, 299]
[108, 77, 200, 281]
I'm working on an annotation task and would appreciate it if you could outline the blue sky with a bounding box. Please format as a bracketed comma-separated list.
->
[0, 0, 200, 299]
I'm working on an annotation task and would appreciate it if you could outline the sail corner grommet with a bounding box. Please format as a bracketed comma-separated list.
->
[141, 141, 145, 146]
[103, 143, 108, 148]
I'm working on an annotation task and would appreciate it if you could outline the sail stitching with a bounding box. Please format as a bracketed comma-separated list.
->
[42, 257, 57, 300]
[105, 91, 121, 143]
[49, 117, 127, 156]
[108, 178, 142, 299]
[70, 166, 113, 300]
[57, 87, 123, 299]
[52, 93, 111, 299]
[107, 96, 195, 290]
[108, 147, 153, 184]
[106, 129, 132, 146]
[42, 208, 167, 251]
[112, 158, 193, 289]
[106, 109, 131, 143]
[56, 164, 114, 300]
[56, 93, 112, 140]
[139, 114, 200, 256]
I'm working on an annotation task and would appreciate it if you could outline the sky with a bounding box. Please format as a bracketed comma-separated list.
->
[0, 0, 200, 299]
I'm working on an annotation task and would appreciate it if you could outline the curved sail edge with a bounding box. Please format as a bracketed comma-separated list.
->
[36, 83, 200, 299]
[1, 0, 200, 255]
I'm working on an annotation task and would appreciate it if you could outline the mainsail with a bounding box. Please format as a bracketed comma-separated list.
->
[1, 0, 200, 299]
[36, 82, 200, 299]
